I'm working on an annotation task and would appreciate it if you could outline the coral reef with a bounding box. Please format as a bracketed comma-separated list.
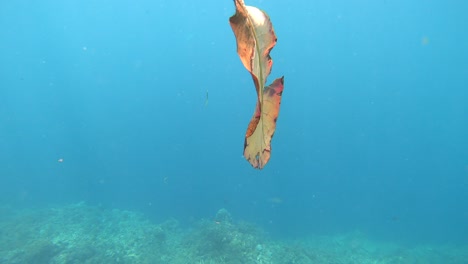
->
[0, 203, 466, 264]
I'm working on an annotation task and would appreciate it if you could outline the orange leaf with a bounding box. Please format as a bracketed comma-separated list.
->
[229, 0, 284, 169]
[244, 77, 284, 169]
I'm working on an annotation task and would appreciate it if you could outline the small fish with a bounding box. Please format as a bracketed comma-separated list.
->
[205, 90, 209, 106]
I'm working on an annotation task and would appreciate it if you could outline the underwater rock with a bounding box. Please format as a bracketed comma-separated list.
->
[214, 208, 232, 223]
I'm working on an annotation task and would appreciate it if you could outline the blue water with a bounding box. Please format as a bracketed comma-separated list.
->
[1, 0, 467, 246]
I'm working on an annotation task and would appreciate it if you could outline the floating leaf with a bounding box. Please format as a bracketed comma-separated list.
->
[229, 0, 284, 169]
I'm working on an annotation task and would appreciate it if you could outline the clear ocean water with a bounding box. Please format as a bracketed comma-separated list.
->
[1, 0, 467, 263]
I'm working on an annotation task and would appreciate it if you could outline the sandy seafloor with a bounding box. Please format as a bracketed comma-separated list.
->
[0, 203, 466, 264]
